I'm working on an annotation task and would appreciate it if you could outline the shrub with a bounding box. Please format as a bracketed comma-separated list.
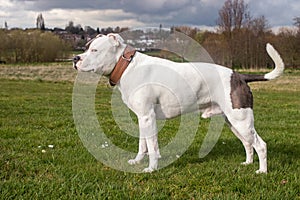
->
[0, 29, 70, 63]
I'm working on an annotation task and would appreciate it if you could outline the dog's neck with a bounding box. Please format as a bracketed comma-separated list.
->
[109, 45, 136, 86]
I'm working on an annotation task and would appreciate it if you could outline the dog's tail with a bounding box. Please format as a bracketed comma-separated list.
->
[242, 43, 284, 83]
[264, 43, 285, 80]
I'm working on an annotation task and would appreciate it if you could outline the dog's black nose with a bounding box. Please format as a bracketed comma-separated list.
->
[73, 56, 81, 70]
[73, 56, 81, 63]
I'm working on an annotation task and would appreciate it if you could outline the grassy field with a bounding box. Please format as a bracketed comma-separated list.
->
[0, 65, 299, 199]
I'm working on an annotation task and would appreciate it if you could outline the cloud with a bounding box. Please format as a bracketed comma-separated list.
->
[119, 0, 221, 26]
[5, 0, 221, 26]
[120, 0, 191, 14]
[9, 0, 120, 10]
[248, 0, 300, 26]
[2, 0, 299, 29]
[45, 9, 144, 28]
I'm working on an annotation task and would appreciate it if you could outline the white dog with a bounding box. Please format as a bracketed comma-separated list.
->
[73, 33, 284, 173]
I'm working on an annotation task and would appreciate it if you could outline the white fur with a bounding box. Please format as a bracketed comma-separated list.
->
[265, 43, 285, 80]
[74, 34, 284, 173]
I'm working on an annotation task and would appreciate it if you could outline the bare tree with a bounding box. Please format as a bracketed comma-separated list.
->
[36, 13, 45, 30]
[293, 17, 300, 28]
[217, 0, 250, 68]
[293, 17, 300, 66]
[250, 15, 269, 36]
[293, 17, 300, 37]
[276, 28, 298, 67]
[217, 0, 249, 33]
[4, 21, 8, 30]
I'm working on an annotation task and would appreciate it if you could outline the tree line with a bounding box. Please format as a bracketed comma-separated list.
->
[176, 0, 300, 69]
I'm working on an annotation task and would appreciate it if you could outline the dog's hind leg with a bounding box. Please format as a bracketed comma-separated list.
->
[225, 117, 254, 165]
[226, 110, 267, 173]
[251, 129, 267, 174]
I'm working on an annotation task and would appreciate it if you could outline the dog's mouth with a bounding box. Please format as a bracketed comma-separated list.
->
[73, 64, 96, 73]
[73, 55, 81, 70]
[73, 63, 78, 70]
[72, 56, 100, 73]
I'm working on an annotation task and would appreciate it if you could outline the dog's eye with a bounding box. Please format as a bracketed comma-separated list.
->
[91, 49, 98, 52]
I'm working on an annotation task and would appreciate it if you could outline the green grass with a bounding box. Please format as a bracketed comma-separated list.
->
[0, 69, 300, 199]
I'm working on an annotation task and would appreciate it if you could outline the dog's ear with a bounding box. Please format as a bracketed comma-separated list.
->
[108, 33, 124, 47]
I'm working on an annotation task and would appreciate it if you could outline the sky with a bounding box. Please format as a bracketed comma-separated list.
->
[0, 0, 299, 31]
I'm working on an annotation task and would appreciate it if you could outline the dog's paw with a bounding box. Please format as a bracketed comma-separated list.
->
[255, 169, 267, 174]
[128, 159, 140, 165]
[143, 167, 154, 173]
[241, 161, 252, 165]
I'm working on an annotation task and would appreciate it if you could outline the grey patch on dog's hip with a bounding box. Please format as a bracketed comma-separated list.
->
[230, 72, 254, 109]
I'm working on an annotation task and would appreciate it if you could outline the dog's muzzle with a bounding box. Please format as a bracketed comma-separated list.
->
[73, 56, 81, 70]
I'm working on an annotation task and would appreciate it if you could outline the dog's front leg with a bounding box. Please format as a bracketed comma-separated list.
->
[143, 133, 160, 173]
[128, 138, 148, 165]
[129, 109, 160, 172]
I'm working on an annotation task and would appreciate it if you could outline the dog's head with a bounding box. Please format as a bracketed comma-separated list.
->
[73, 33, 125, 75]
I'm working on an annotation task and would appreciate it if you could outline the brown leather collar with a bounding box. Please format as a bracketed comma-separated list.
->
[109, 45, 136, 86]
